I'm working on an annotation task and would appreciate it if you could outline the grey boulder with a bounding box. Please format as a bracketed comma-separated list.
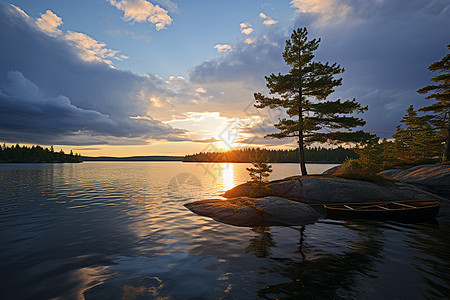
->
[184, 196, 321, 227]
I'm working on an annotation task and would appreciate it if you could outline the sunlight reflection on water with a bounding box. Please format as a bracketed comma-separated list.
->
[221, 163, 235, 191]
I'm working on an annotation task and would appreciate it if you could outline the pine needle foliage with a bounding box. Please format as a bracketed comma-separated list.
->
[246, 150, 273, 187]
[417, 44, 450, 162]
[254, 28, 376, 175]
[392, 105, 444, 162]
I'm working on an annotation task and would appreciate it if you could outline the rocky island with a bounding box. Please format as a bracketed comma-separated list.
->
[184, 165, 450, 226]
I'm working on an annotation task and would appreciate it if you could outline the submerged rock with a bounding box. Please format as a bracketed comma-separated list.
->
[184, 196, 321, 227]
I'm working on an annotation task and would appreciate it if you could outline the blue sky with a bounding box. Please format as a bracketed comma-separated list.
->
[4, 0, 293, 78]
[0, 0, 449, 156]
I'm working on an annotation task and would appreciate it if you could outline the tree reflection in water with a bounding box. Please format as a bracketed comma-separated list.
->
[404, 220, 450, 298]
[248, 222, 385, 299]
[246, 227, 276, 258]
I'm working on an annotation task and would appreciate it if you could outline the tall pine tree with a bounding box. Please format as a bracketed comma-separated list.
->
[254, 28, 376, 175]
[392, 105, 443, 161]
[417, 44, 450, 162]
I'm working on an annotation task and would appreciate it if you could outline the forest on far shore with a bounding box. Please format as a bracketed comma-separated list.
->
[183, 147, 358, 163]
[0, 144, 82, 163]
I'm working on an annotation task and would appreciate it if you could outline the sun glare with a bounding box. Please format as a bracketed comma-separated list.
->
[222, 163, 235, 191]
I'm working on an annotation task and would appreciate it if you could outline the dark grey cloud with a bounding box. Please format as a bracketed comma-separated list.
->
[0, 71, 186, 145]
[0, 3, 186, 145]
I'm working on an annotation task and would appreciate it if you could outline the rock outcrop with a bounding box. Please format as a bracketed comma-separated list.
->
[224, 176, 445, 204]
[380, 165, 450, 199]
[184, 196, 321, 227]
[185, 165, 450, 226]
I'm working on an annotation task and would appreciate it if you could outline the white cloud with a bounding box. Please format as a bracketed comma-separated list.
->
[108, 0, 172, 30]
[239, 22, 254, 35]
[214, 44, 232, 52]
[290, 0, 352, 25]
[263, 19, 278, 26]
[65, 31, 128, 65]
[0, 4, 192, 145]
[35, 10, 63, 35]
[10, 4, 31, 20]
[195, 87, 207, 94]
[259, 12, 278, 26]
[31, 9, 129, 66]
[244, 37, 256, 44]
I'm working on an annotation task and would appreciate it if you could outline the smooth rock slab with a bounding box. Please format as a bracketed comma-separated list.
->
[225, 177, 445, 203]
[380, 165, 450, 199]
[184, 196, 321, 227]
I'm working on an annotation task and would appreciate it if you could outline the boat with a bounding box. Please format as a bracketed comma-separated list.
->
[324, 200, 440, 221]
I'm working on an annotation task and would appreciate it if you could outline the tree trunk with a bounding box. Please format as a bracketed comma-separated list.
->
[298, 101, 307, 176]
[298, 137, 307, 176]
[444, 112, 450, 162]
[297, 49, 307, 176]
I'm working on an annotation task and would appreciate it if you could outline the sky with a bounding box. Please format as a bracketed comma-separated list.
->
[0, 0, 449, 156]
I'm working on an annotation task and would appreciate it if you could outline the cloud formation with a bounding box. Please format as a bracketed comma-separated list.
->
[239, 22, 253, 35]
[190, 27, 287, 85]
[0, 4, 187, 145]
[214, 44, 232, 52]
[64, 31, 129, 65]
[259, 12, 278, 25]
[108, 0, 172, 30]
[190, 0, 450, 139]
[0, 71, 187, 145]
[291, 0, 450, 136]
[35, 10, 63, 35]
[290, 0, 351, 25]
[33, 8, 128, 66]
[2, 0, 449, 150]
[244, 37, 256, 44]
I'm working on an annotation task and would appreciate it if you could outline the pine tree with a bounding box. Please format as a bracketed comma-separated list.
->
[254, 28, 376, 175]
[392, 105, 443, 161]
[246, 150, 272, 187]
[417, 44, 450, 162]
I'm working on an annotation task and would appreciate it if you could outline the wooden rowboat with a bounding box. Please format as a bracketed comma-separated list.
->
[324, 200, 440, 221]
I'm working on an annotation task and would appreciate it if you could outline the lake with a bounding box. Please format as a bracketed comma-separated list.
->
[1, 162, 449, 299]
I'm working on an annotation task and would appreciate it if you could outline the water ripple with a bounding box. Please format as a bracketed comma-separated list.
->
[1, 162, 449, 299]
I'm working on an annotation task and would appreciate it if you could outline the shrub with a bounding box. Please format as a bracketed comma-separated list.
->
[334, 158, 393, 184]
[247, 183, 273, 198]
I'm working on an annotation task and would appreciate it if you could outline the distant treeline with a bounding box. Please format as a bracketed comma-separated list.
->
[0, 144, 82, 163]
[83, 156, 184, 161]
[183, 147, 358, 163]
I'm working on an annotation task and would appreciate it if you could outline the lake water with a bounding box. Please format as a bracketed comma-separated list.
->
[1, 162, 449, 299]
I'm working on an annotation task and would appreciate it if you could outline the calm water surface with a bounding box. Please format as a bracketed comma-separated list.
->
[1, 162, 449, 299]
